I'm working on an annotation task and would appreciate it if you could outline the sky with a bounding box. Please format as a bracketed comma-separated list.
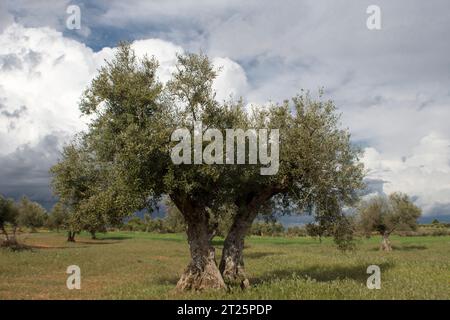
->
[0, 0, 449, 220]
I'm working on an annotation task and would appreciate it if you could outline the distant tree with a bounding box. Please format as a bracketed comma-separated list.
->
[125, 216, 146, 231]
[17, 196, 47, 232]
[47, 202, 69, 232]
[358, 192, 421, 251]
[431, 219, 440, 225]
[250, 221, 284, 236]
[51, 140, 134, 241]
[286, 225, 307, 237]
[305, 222, 327, 243]
[0, 195, 19, 244]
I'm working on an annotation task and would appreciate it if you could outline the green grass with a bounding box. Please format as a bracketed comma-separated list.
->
[0, 231, 449, 299]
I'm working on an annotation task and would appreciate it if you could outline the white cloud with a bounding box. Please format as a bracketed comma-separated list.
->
[0, 24, 245, 156]
[212, 57, 249, 101]
[0, 24, 98, 155]
[0, 23, 248, 162]
[362, 133, 450, 215]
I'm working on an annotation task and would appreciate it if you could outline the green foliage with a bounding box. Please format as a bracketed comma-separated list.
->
[250, 221, 285, 236]
[357, 192, 422, 236]
[47, 202, 69, 231]
[17, 196, 47, 231]
[286, 225, 307, 237]
[0, 195, 19, 240]
[305, 222, 328, 240]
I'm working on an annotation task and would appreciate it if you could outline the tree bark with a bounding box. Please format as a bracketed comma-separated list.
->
[219, 188, 279, 289]
[219, 210, 253, 289]
[219, 188, 278, 288]
[176, 215, 226, 291]
[380, 232, 392, 251]
[171, 194, 225, 291]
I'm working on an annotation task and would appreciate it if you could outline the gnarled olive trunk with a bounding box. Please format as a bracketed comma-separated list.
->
[380, 232, 392, 251]
[220, 188, 277, 288]
[219, 213, 253, 289]
[176, 214, 226, 291]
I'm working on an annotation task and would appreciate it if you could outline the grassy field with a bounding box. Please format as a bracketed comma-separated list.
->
[0, 231, 449, 299]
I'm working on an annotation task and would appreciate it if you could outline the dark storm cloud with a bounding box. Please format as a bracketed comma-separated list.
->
[0, 133, 64, 209]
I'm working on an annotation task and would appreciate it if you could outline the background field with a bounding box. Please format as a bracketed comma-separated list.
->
[0, 232, 449, 299]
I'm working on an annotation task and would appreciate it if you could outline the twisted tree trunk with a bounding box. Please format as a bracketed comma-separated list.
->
[219, 188, 278, 288]
[176, 216, 225, 291]
[380, 232, 392, 251]
[219, 210, 254, 289]
[171, 195, 225, 291]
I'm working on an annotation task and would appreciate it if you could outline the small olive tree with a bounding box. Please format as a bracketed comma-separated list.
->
[0, 195, 19, 245]
[17, 196, 47, 232]
[358, 192, 421, 251]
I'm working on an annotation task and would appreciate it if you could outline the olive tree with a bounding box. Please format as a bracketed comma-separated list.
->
[358, 192, 421, 251]
[52, 43, 364, 290]
[51, 139, 137, 241]
[0, 195, 19, 244]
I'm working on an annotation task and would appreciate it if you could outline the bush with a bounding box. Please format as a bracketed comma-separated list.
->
[250, 221, 284, 237]
[286, 226, 307, 237]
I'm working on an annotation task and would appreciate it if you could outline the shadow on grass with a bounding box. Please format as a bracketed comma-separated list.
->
[369, 244, 428, 252]
[155, 274, 180, 285]
[253, 261, 394, 285]
[246, 251, 283, 259]
[24, 240, 121, 249]
[76, 240, 120, 245]
[0, 241, 33, 251]
[97, 236, 133, 240]
[393, 244, 427, 251]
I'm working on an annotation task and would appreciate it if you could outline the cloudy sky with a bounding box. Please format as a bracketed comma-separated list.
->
[0, 0, 449, 219]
